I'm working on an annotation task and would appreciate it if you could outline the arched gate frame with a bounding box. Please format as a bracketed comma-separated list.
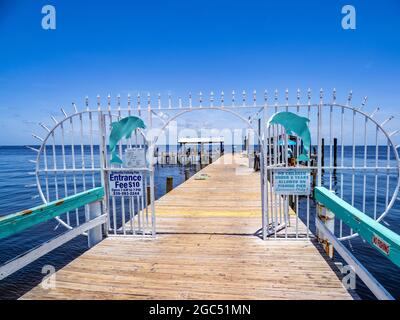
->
[30, 90, 400, 241]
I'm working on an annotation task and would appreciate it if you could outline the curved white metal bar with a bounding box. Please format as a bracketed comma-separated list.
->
[332, 104, 400, 240]
[34, 99, 400, 240]
[35, 111, 101, 204]
[261, 102, 399, 241]
[145, 106, 267, 239]
[147, 106, 266, 154]
[35, 110, 151, 231]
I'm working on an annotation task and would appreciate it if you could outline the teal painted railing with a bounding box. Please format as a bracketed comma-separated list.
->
[315, 186, 400, 268]
[0, 187, 105, 240]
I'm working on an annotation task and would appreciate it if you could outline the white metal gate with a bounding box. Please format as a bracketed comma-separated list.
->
[32, 100, 156, 238]
[262, 90, 400, 240]
[30, 90, 400, 242]
[100, 111, 156, 236]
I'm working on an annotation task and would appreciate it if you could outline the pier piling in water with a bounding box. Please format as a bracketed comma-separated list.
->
[166, 176, 173, 193]
[184, 169, 190, 181]
[333, 137, 338, 168]
[147, 186, 151, 205]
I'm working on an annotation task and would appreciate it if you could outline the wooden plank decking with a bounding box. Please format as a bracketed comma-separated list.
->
[21, 154, 353, 300]
[155, 154, 306, 236]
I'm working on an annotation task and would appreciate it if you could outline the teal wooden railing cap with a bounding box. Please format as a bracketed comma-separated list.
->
[315, 186, 400, 268]
[0, 187, 104, 240]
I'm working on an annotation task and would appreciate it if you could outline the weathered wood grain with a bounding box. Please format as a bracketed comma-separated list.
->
[21, 154, 353, 300]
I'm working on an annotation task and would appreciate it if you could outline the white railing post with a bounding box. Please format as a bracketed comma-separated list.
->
[316, 200, 335, 258]
[317, 88, 323, 187]
[88, 201, 103, 248]
[315, 218, 394, 300]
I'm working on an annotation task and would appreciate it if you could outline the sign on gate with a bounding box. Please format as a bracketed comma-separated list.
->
[124, 147, 146, 168]
[273, 169, 310, 195]
[108, 171, 143, 197]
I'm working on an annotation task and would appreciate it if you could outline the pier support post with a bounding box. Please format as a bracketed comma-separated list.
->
[166, 176, 173, 193]
[184, 169, 190, 181]
[289, 195, 295, 211]
[253, 152, 260, 171]
[147, 186, 151, 205]
[321, 138, 325, 171]
[316, 200, 335, 258]
[87, 201, 103, 248]
[333, 137, 338, 168]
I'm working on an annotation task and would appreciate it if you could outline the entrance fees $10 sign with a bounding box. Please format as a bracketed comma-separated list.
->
[273, 169, 310, 195]
[109, 171, 143, 197]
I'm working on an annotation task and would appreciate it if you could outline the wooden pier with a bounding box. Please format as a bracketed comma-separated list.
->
[21, 154, 353, 300]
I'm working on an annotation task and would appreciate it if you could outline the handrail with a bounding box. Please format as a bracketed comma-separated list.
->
[315, 218, 394, 300]
[0, 187, 104, 240]
[0, 187, 105, 280]
[314, 187, 400, 268]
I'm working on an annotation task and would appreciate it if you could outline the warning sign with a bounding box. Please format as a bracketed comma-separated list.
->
[273, 169, 310, 195]
[372, 234, 390, 255]
[124, 147, 146, 168]
[108, 171, 143, 197]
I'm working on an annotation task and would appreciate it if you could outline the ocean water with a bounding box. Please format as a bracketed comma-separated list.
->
[0, 146, 200, 299]
[0, 146, 399, 300]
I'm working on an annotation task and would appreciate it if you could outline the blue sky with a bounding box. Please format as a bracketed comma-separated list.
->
[0, 0, 400, 144]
